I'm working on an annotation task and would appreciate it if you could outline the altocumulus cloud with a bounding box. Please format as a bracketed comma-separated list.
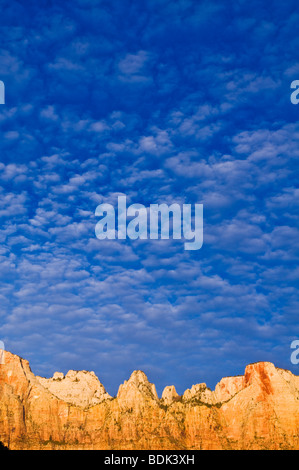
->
[0, 0, 298, 395]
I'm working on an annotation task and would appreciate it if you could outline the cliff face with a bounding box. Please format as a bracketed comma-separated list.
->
[0, 351, 299, 450]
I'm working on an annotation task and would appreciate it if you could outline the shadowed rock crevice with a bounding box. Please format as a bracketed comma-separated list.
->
[0, 441, 9, 451]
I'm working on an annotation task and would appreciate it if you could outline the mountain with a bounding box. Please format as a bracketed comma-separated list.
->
[0, 350, 298, 450]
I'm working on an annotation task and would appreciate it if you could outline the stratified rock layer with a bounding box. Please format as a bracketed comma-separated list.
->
[0, 351, 298, 450]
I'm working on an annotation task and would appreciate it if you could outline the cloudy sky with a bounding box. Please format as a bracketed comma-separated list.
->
[0, 0, 299, 396]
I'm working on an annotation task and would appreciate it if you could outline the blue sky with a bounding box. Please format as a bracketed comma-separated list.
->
[0, 0, 299, 396]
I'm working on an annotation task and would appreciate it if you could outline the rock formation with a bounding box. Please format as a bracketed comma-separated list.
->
[36, 370, 111, 407]
[161, 385, 179, 405]
[0, 351, 299, 450]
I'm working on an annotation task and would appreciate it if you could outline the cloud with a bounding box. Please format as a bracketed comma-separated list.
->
[0, 0, 298, 395]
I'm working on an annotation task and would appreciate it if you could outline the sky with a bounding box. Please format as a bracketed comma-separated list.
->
[0, 0, 299, 396]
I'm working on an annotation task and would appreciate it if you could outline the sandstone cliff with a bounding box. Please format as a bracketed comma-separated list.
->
[0, 351, 298, 450]
[36, 369, 111, 407]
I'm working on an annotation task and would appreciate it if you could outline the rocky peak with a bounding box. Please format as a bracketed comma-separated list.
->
[53, 372, 64, 380]
[36, 369, 111, 408]
[117, 370, 159, 407]
[161, 385, 179, 405]
[245, 362, 276, 387]
[243, 361, 299, 400]
[183, 382, 214, 404]
[128, 370, 151, 386]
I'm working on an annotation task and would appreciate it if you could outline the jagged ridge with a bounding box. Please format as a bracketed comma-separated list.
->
[0, 351, 299, 450]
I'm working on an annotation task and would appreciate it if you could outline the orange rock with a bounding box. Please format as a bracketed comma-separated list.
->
[0, 352, 298, 450]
